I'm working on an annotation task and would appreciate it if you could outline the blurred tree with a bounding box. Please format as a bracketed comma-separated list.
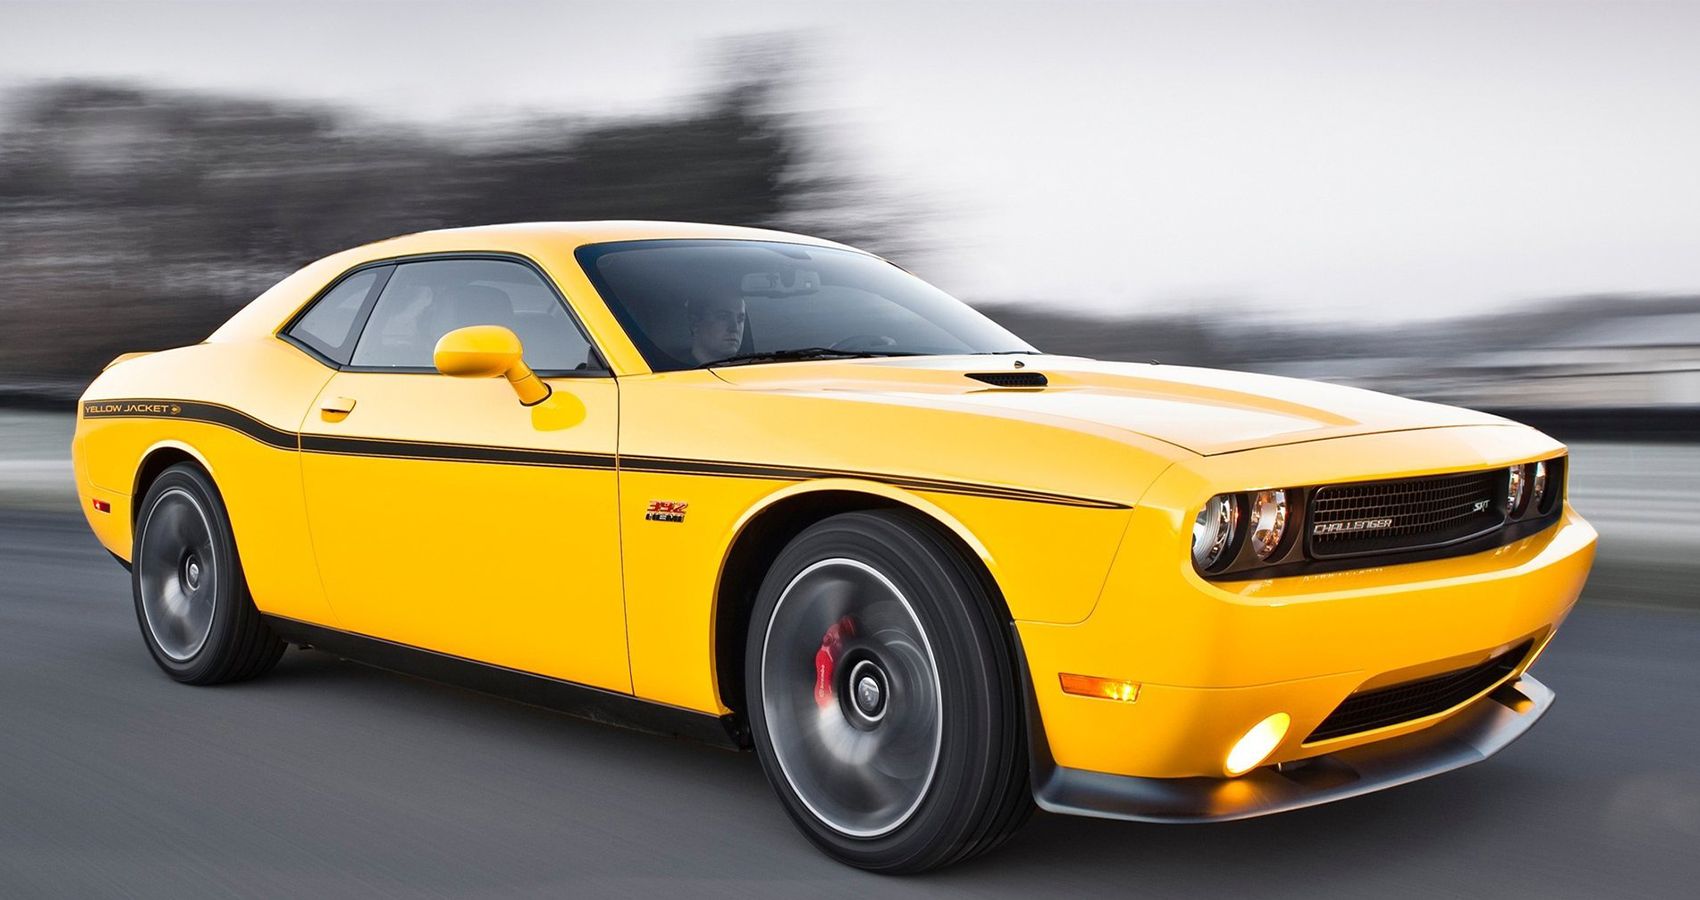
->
[0, 52, 903, 389]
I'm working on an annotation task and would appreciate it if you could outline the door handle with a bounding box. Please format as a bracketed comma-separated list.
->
[320, 396, 357, 415]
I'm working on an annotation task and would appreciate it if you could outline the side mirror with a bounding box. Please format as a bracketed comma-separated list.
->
[433, 325, 551, 406]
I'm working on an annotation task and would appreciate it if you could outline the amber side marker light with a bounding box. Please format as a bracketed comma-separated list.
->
[1059, 673, 1140, 702]
[1225, 712, 1291, 776]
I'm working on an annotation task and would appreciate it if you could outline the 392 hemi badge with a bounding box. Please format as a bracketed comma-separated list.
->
[645, 500, 688, 523]
[1313, 517, 1395, 535]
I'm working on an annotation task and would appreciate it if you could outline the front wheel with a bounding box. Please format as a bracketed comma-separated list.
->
[132, 463, 284, 684]
[744, 510, 1031, 873]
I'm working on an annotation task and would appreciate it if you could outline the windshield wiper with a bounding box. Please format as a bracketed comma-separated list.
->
[702, 348, 925, 368]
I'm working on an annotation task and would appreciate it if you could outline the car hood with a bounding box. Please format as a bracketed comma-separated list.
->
[706, 355, 1512, 456]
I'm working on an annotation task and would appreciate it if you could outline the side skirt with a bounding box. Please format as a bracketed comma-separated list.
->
[262, 615, 747, 750]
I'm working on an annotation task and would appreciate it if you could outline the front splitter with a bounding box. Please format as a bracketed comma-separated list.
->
[1031, 675, 1555, 823]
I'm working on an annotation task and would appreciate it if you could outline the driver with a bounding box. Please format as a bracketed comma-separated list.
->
[686, 294, 747, 364]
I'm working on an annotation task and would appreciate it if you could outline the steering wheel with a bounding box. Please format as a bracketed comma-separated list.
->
[829, 334, 899, 352]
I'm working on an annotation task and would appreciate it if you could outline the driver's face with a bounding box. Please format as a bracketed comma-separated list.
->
[691, 297, 746, 362]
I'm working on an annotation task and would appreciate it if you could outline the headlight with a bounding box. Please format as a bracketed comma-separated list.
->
[1507, 464, 1529, 515]
[1248, 489, 1288, 560]
[1531, 460, 1548, 510]
[1192, 494, 1239, 570]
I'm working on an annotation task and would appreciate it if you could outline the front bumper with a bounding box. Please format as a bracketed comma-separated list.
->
[1016, 424, 1596, 782]
[1018, 501, 1594, 778]
[1032, 673, 1554, 823]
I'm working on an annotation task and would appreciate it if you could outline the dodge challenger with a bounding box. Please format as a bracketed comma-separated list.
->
[72, 222, 1598, 872]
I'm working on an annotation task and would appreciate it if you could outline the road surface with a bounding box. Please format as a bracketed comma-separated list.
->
[1, 507, 1697, 898]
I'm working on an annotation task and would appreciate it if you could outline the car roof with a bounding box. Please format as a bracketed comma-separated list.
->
[367, 220, 850, 251]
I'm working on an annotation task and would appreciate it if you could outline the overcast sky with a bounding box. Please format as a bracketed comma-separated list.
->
[3, 0, 1698, 321]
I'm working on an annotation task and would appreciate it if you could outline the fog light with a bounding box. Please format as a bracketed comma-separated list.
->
[1224, 712, 1291, 777]
[1059, 673, 1140, 702]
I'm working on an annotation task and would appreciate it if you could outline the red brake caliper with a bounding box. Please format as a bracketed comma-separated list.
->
[814, 616, 857, 708]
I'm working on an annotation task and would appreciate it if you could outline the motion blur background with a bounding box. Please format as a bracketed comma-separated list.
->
[1, 2, 1697, 897]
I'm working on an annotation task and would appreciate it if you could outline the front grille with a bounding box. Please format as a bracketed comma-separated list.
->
[1308, 470, 1503, 559]
[1306, 639, 1533, 742]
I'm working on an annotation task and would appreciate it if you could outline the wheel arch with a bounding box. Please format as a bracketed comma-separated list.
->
[710, 480, 1013, 726]
[131, 440, 216, 530]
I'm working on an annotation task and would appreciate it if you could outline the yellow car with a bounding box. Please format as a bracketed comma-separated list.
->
[72, 222, 1597, 872]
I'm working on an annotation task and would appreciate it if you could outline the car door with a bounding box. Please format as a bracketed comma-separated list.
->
[298, 256, 628, 691]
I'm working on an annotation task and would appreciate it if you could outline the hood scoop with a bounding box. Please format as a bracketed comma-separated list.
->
[966, 371, 1048, 389]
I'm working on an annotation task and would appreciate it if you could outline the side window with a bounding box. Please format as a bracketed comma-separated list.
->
[284, 268, 385, 365]
[349, 259, 597, 372]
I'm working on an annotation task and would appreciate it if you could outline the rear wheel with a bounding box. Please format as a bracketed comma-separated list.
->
[745, 510, 1031, 872]
[132, 463, 284, 684]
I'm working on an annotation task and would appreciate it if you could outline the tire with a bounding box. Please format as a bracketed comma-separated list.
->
[744, 509, 1031, 873]
[132, 462, 285, 684]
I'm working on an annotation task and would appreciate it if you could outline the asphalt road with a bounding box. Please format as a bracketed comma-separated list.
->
[1, 507, 1697, 899]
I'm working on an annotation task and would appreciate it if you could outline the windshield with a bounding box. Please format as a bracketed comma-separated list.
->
[575, 239, 1035, 371]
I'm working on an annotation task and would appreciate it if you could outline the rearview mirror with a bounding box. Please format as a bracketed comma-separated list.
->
[741, 269, 821, 296]
[433, 325, 551, 406]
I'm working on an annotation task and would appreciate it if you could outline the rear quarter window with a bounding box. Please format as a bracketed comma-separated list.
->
[284, 268, 387, 365]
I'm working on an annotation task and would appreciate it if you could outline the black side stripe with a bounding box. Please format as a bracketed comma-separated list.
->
[83, 398, 1129, 510]
[299, 434, 615, 471]
[82, 399, 296, 450]
[618, 455, 1127, 509]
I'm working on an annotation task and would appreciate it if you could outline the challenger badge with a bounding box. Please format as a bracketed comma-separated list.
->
[1313, 518, 1395, 535]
